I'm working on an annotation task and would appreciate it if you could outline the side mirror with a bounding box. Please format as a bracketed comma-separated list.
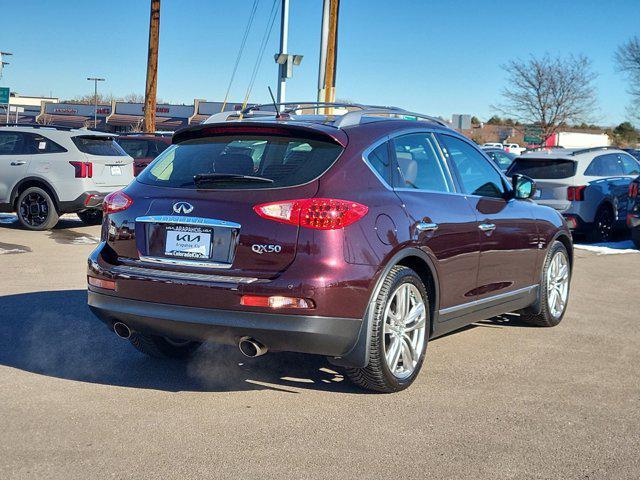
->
[512, 174, 536, 200]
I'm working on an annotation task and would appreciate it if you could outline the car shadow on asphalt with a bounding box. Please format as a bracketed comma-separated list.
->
[0, 290, 361, 394]
[0, 213, 87, 231]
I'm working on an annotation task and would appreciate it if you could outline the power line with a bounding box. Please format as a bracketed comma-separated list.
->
[220, 0, 260, 113]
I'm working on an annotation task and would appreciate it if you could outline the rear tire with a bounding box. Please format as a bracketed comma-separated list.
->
[520, 241, 571, 327]
[77, 209, 103, 225]
[129, 332, 201, 359]
[346, 266, 430, 393]
[17, 186, 59, 231]
[588, 204, 615, 243]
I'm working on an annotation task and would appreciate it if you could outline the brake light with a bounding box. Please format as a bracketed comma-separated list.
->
[69, 161, 93, 178]
[103, 190, 133, 214]
[253, 198, 369, 230]
[629, 182, 639, 199]
[567, 186, 586, 201]
[240, 295, 313, 309]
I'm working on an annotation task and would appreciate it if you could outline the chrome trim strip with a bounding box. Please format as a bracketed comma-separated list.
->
[136, 215, 241, 229]
[112, 264, 258, 284]
[138, 255, 233, 269]
[439, 285, 538, 316]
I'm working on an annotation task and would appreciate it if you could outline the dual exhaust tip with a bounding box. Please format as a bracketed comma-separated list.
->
[113, 323, 268, 358]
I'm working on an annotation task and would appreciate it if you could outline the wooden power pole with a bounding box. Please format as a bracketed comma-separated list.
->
[144, 0, 160, 133]
[318, 0, 340, 108]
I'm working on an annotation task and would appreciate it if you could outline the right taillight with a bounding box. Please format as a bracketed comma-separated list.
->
[103, 190, 133, 214]
[69, 161, 93, 178]
[567, 186, 586, 201]
[629, 182, 639, 199]
[253, 198, 369, 230]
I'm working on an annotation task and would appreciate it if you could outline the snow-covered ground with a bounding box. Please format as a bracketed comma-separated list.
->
[574, 240, 639, 255]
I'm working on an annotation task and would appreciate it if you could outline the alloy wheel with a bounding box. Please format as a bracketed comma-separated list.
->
[383, 283, 427, 379]
[595, 209, 614, 242]
[19, 192, 50, 227]
[546, 251, 570, 318]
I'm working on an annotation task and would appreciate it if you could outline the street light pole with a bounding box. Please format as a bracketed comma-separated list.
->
[276, 0, 289, 106]
[87, 77, 105, 129]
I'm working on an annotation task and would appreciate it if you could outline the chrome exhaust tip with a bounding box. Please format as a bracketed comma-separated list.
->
[113, 322, 132, 340]
[238, 336, 268, 358]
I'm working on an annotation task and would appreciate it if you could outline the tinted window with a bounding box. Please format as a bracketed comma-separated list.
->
[72, 136, 127, 156]
[154, 140, 170, 156]
[508, 158, 577, 179]
[117, 139, 150, 159]
[137, 135, 343, 190]
[439, 134, 505, 198]
[366, 142, 391, 184]
[0, 132, 25, 155]
[24, 133, 67, 154]
[619, 154, 640, 176]
[485, 150, 515, 171]
[392, 133, 452, 192]
[584, 154, 624, 176]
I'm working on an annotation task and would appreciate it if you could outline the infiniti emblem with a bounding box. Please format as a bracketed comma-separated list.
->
[173, 201, 194, 214]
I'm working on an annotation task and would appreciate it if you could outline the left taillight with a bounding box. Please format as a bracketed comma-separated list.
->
[103, 190, 133, 214]
[629, 181, 639, 199]
[253, 198, 369, 230]
[69, 161, 93, 178]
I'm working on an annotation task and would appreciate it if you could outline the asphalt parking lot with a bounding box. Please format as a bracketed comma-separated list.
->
[1, 214, 639, 480]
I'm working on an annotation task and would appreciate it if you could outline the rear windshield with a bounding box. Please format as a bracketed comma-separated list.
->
[136, 135, 343, 189]
[507, 158, 576, 179]
[72, 136, 127, 156]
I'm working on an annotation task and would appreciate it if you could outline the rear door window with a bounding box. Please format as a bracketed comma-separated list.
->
[73, 136, 127, 156]
[137, 134, 343, 190]
[584, 154, 624, 176]
[0, 132, 26, 155]
[391, 133, 452, 192]
[366, 141, 392, 185]
[508, 158, 577, 179]
[24, 133, 67, 154]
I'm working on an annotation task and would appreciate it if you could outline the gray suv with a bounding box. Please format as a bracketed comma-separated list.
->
[507, 147, 640, 241]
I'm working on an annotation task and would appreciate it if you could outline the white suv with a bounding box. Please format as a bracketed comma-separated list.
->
[0, 125, 134, 230]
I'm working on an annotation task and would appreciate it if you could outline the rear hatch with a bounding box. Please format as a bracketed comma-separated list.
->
[72, 135, 134, 187]
[507, 157, 576, 211]
[106, 123, 346, 278]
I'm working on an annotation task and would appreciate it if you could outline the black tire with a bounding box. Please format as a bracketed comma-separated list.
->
[129, 332, 201, 359]
[77, 209, 103, 225]
[346, 266, 430, 393]
[16, 186, 59, 231]
[588, 204, 615, 243]
[520, 241, 571, 327]
[632, 228, 640, 250]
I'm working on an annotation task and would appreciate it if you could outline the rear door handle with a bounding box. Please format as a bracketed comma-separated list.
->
[10, 161, 27, 166]
[416, 222, 438, 232]
[479, 223, 496, 232]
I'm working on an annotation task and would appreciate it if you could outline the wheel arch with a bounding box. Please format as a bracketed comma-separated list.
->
[329, 247, 440, 368]
[10, 176, 61, 212]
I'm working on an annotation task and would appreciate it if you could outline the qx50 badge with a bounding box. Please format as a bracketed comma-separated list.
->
[252, 244, 282, 254]
[173, 201, 194, 214]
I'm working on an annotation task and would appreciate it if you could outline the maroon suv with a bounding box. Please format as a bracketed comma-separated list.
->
[115, 133, 172, 176]
[88, 104, 573, 392]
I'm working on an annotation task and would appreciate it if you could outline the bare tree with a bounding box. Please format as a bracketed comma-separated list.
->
[615, 36, 640, 121]
[495, 54, 597, 144]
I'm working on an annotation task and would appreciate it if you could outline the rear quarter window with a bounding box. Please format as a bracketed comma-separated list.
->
[507, 158, 576, 179]
[137, 134, 343, 190]
[73, 136, 127, 156]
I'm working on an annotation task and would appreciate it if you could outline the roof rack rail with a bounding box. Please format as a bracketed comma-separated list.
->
[204, 102, 449, 129]
[570, 146, 618, 156]
[0, 122, 74, 131]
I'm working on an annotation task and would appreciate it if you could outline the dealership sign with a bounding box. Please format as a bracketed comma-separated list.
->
[115, 102, 193, 118]
[45, 103, 111, 116]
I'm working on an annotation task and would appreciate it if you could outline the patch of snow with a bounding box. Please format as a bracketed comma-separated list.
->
[0, 214, 17, 224]
[574, 240, 638, 255]
[0, 247, 29, 254]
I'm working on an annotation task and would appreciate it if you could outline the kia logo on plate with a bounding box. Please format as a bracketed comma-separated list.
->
[172, 202, 194, 214]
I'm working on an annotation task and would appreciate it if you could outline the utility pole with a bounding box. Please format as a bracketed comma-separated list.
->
[87, 77, 105, 129]
[144, 0, 161, 133]
[317, 0, 340, 110]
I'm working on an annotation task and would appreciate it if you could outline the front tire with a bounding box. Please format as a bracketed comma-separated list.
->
[520, 241, 571, 327]
[77, 209, 103, 225]
[17, 186, 59, 230]
[346, 266, 430, 393]
[129, 332, 201, 359]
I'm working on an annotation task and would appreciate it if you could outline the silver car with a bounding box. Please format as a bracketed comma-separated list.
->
[0, 125, 134, 230]
[507, 147, 640, 241]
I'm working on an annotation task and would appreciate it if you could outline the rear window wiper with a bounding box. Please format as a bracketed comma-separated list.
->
[193, 173, 275, 185]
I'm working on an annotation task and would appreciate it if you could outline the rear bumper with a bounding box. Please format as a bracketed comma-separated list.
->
[59, 191, 107, 213]
[88, 290, 363, 360]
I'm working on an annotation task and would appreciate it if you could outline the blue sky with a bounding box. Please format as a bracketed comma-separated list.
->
[2, 0, 638, 125]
